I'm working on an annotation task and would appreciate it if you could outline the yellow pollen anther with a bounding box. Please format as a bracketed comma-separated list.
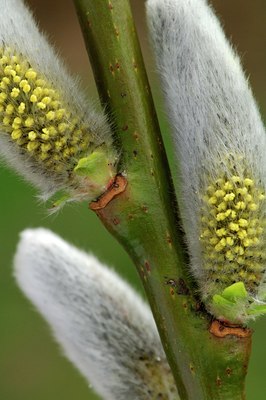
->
[41, 143, 52, 152]
[226, 237, 234, 246]
[216, 228, 227, 237]
[13, 76, 21, 84]
[23, 84, 31, 93]
[238, 219, 248, 228]
[225, 209, 232, 217]
[25, 69, 37, 80]
[243, 238, 252, 247]
[0, 55, 8, 64]
[10, 88, 20, 98]
[229, 222, 239, 232]
[33, 87, 43, 97]
[244, 178, 254, 187]
[18, 102, 26, 113]
[56, 109, 66, 119]
[50, 100, 60, 109]
[215, 238, 226, 252]
[55, 140, 63, 150]
[36, 79, 45, 86]
[28, 131, 37, 141]
[41, 133, 50, 141]
[46, 111, 55, 120]
[27, 141, 39, 152]
[4, 66, 16, 76]
[208, 196, 217, 205]
[209, 237, 219, 245]
[37, 102, 46, 110]
[225, 250, 234, 261]
[48, 126, 57, 136]
[13, 117, 22, 125]
[245, 194, 252, 203]
[234, 246, 244, 255]
[3, 116, 10, 125]
[237, 187, 248, 196]
[39, 152, 48, 161]
[208, 220, 216, 228]
[5, 104, 14, 114]
[224, 193, 235, 202]
[63, 148, 70, 158]
[224, 181, 233, 191]
[214, 189, 225, 198]
[247, 228, 256, 236]
[43, 88, 50, 96]
[30, 94, 37, 103]
[216, 212, 226, 221]
[249, 203, 258, 211]
[58, 122, 68, 133]
[24, 117, 34, 127]
[41, 96, 51, 105]
[231, 210, 237, 219]
[239, 270, 247, 279]
[19, 79, 28, 88]
[238, 230, 247, 240]
[0, 81, 7, 89]
[11, 129, 22, 140]
[235, 201, 246, 210]
[217, 202, 226, 212]
[0, 92, 7, 101]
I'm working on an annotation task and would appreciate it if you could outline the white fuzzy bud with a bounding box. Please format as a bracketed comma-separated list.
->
[14, 228, 178, 400]
[147, 0, 266, 323]
[0, 0, 117, 207]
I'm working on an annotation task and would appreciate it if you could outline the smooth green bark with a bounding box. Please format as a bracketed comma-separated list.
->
[73, 1, 252, 399]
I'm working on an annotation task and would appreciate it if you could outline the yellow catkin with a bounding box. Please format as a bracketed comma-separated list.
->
[0, 47, 91, 174]
[200, 170, 266, 293]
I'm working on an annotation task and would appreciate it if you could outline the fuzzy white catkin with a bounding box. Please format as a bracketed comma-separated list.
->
[14, 228, 178, 400]
[0, 0, 116, 203]
[147, 0, 266, 319]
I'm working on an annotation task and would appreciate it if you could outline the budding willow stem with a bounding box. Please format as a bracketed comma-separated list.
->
[73, 1, 252, 398]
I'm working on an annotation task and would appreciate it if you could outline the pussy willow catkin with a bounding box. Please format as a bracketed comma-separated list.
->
[147, 0, 266, 323]
[0, 0, 117, 207]
[0, 47, 92, 172]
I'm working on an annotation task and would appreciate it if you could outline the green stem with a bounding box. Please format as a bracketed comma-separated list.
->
[73, 1, 251, 398]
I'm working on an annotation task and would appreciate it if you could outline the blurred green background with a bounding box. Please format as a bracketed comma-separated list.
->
[0, 0, 266, 398]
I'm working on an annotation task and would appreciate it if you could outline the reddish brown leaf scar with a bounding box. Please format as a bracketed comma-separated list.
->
[89, 175, 128, 211]
[210, 320, 252, 338]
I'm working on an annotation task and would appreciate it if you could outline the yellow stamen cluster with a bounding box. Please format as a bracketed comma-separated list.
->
[0, 47, 91, 174]
[200, 173, 266, 293]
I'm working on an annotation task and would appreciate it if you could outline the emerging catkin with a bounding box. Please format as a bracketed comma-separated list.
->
[147, 0, 266, 322]
[0, 0, 117, 207]
[14, 229, 178, 400]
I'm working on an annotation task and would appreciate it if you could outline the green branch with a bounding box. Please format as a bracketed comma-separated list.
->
[73, 1, 252, 398]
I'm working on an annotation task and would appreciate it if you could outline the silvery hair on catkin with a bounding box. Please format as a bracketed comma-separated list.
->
[14, 229, 178, 400]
